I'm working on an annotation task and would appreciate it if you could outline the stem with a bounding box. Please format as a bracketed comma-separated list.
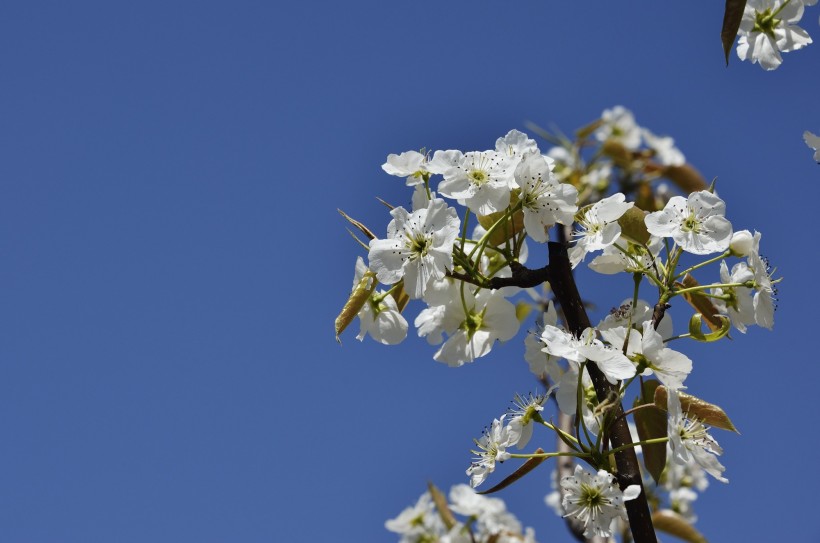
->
[674, 250, 730, 280]
[608, 437, 669, 458]
[672, 281, 748, 297]
[548, 242, 657, 543]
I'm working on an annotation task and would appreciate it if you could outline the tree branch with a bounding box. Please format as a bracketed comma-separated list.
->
[547, 242, 657, 543]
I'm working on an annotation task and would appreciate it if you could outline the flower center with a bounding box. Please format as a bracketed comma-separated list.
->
[681, 210, 701, 233]
[580, 484, 605, 508]
[753, 8, 781, 38]
[469, 169, 489, 186]
[409, 235, 431, 258]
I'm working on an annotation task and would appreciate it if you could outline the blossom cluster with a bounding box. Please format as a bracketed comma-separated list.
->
[385, 484, 538, 543]
[337, 107, 780, 540]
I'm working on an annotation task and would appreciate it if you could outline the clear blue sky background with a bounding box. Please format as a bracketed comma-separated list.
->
[0, 1, 818, 541]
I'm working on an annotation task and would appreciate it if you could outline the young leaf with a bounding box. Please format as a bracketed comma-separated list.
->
[477, 448, 546, 495]
[617, 206, 650, 245]
[721, 0, 748, 65]
[633, 379, 668, 484]
[653, 509, 708, 543]
[677, 274, 724, 332]
[688, 313, 731, 342]
[334, 270, 377, 342]
[427, 482, 457, 530]
[338, 209, 376, 240]
[654, 386, 740, 433]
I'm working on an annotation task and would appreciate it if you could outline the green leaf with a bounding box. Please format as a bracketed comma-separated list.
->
[721, 0, 748, 65]
[653, 509, 709, 543]
[676, 274, 724, 332]
[427, 482, 457, 530]
[477, 448, 546, 495]
[688, 313, 731, 342]
[654, 386, 740, 433]
[334, 270, 376, 342]
[633, 380, 667, 484]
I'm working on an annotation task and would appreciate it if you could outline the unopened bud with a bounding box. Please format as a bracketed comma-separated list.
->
[729, 230, 753, 256]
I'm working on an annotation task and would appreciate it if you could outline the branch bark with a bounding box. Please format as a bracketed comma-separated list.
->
[547, 242, 657, 543]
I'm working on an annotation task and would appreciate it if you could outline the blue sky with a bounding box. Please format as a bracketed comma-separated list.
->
[0, 1, 818, 541]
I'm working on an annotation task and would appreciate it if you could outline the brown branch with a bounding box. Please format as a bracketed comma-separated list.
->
[448, 262, 551, 290]
[547, 242, 657, 543]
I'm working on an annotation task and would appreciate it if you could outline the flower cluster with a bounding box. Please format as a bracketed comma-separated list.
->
[339, 109, 780, 541]
[386, 484, 539, 543]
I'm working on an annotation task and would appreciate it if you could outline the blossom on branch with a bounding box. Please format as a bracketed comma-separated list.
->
[560, 465, 641, 538]
[368, 198, 460, 299]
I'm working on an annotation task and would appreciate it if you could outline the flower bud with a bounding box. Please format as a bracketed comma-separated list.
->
[729, 230, 753, 256]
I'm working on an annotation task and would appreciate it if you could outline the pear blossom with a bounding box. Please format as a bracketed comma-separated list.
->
[352, 257, 408, 345]
[449, 485, 527, 538]
[598, 299, 673, 341]
[589, 235, 662, 275]
[540, 325, 636, 383]
[667, 390, 728, 483]
[508, 391, 553, 449]
[431, 149, 516, 215]
[382, 150, 431, 186]
[737, 0, 813, 70]
[495, 129, 539, 166]
[599, 321, 692, 390]
[712, 260, 757, 333]
[560, 465, 641, 538]
[369, 198, 460, 299]
[569, 193, 633, 267]
[523, 302, 563, 379]
[514, 151, 579, 242]
[467, 415, 522, 488]
[644, 190, 732, 255]
[747, 242, 777, 330]
[641, 128, 685, 166]
[729, 229, 755, 256]
[555, 364, 609, 436]
[595, 106, 642, 150]
[416, 287, 520, 367]
[805, 131, 820, 162]
[385, 491, 443, 541]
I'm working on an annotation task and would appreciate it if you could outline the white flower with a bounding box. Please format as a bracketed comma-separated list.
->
[805, 131, 820, 162]
[555, 364, 601, 434]
[514, 151, 578, 242]
[382, 150, 430, 186]
[417, 287, 520, 367]
[599, 322, 692, 390]
[560, 465, 641, 538]
[369, 198, 460, 299]
[736, 0, 813, 70]
[449, 485, 526, 538]
[641, 128, 685, 166]
[432, 149, 515, 215]
[508, 391, 553, 449]
[467, 416, 521, 488]
[524, 302, 564, 379]
[729, 229, 755, 256]
[746, 232, 777, 329]
[352, 257, 408, 345]
[569, 193, 633, 267]
[589, 235, 662, 275]
[644, 190, 732, 255]
[595, 106, 642, 150]
[385, 491, 444, 541]
[495, 129, 539, 165]
[667, 390, 728, 483]
[712, 260, 756, 333]
[541, 325, 636, 384]
[598, 299, 674, 340]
